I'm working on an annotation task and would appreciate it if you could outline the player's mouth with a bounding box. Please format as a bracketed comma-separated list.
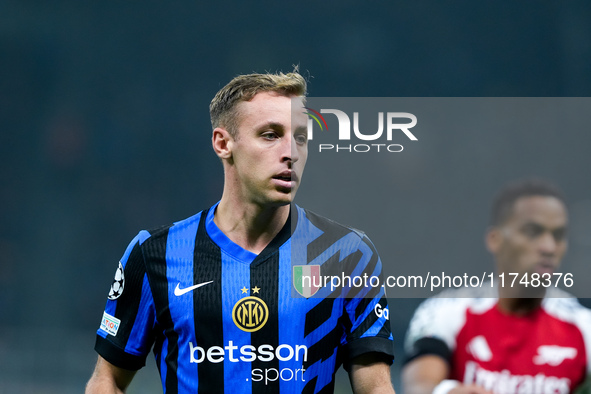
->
[535, 261, 556, 275]
[272, 171, 297, 189]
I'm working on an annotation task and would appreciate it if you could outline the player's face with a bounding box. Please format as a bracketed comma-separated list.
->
[229, 91, 308, 206]
[487, 196, 568, 277]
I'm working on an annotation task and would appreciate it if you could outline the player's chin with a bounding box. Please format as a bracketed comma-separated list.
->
[534, 263, 556, 275]
[271, 188, 297, 205]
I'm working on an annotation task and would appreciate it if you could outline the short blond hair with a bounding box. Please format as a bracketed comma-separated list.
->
[210, 71, 307, 137]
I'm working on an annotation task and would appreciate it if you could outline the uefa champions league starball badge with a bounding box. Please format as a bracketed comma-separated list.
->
[108, 262, 125, 300]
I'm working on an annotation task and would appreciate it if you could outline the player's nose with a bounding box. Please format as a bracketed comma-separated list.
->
[281, 133, 298, 163]
[538, 232, 558, 255]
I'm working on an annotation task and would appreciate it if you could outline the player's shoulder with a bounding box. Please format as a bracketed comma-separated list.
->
[408, 287, 496, 328]
[135, 209, 206, 249]
[416, 285, 498, 316]
[405, 287, 497, 351]
[542, 289, 591, 331]
[298, 205, 367, 239]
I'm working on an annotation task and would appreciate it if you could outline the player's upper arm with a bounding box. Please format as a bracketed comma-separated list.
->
[402, 354, 450, 394]
[348, 353, 395, 394]
[86, 355, 137, 394]
[401, 296, 465, 394]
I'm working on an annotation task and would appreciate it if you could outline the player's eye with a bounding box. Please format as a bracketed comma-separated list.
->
[261, 131, 278, 140]
[552, 228, 567, 242]
[522, 224, 543, 239]
[294, 133, 308, 145]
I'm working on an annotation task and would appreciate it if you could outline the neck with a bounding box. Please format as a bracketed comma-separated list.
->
[497, 297, 543, 315]
[495, 266, 546, 315]
[214, 195, 290, 255]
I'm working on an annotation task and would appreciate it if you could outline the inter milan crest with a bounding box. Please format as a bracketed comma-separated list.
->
[232, 295, 269, 332]
[108, 262, 125, 300]
[293, 265, 321, 298]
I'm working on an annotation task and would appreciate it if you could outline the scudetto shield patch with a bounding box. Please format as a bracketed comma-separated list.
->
[293, 265, 321, 298]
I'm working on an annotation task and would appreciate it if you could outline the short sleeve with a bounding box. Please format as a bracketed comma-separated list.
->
[403, 295, 477, 365]
[340, 235, 395, 369]
[95, 232, 157, 370]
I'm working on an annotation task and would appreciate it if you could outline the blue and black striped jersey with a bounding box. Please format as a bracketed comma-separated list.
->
[95, 203, 394, 393]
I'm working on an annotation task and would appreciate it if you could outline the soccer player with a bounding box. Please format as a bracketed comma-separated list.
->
[402, 179, 591, 394]
[85, 71, 395, 393]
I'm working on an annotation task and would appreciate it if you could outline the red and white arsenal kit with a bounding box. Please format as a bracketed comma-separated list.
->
[405, 287, 591, 394]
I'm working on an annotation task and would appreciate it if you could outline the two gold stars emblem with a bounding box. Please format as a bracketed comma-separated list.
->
[240, 286, 260, 294]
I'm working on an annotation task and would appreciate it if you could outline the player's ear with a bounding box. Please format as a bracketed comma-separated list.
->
[212, 127, 233, 160]
[485, 226, 501, 254]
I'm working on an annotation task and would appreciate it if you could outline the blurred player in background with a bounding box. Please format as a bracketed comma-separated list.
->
[85, 70, 395, 393]
[402, 179, 591, 394]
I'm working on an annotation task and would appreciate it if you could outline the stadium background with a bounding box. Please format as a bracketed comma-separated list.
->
[1, 2, 591, 393]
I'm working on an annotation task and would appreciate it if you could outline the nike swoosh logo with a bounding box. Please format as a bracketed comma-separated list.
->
[174, 281, 213, 296]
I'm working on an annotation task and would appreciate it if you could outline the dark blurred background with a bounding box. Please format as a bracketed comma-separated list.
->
[1, 1, 591, 393]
